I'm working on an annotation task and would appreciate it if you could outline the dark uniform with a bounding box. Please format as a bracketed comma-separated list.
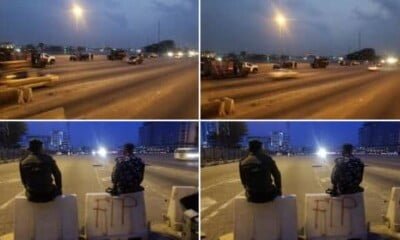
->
[239, 152, 282, 203]
[331, 156, 364, 195]
[110, 154, 145, 195]
[19, 153, 62, 202]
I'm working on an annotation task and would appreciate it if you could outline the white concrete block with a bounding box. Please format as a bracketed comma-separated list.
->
[304, 192, 367, 240]
[386, 187, 400, 232]
[85, 192, 148, 240]
[233, 195, 298, 240]
[166, 186, 197, 230]
[14, 194, 79, 240]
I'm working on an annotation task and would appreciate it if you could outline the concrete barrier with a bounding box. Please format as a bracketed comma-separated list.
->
[304, 192, 367, 240]
[386, 187, 400, 232]
[182, 209, 198, 240]
[85, 192, 148, 240]
[233, 195, 298, 240]
[166, 186, 197, 231]
[14, 194, 79, 240]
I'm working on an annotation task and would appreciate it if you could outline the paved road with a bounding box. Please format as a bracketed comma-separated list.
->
[0, 154, 198, 236]
[0, 56, 198, 119]
[201, 63, 400, 119]
[201, 155, 400, 240]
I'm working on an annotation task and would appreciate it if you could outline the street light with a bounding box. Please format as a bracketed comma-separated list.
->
[72, 4, 83, 20]
[274, 11, 287, 63]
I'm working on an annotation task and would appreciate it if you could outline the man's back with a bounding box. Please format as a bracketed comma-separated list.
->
[331, 156, 364, 195]
[20, 153, 62, 202]
[239, 152, 281, 203]
[112, 155, 145, 194]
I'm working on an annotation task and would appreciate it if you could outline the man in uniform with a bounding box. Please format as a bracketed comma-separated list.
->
[239, 140, 282, 203]
[326, 144, 364, 196]
[19, 139, 62, 202]
[107, 143, 145, 196]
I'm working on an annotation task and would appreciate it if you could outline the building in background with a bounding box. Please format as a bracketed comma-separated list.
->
[359, 122, 400, 153]
[51, 130, 70, 152]
[270, 131, 290, 153]
[201, 122, 219, 147]
[139, 122, 198, 148]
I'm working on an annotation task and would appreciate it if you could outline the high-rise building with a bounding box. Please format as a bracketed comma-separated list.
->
[201, 122, 219, 147]
[359, 122, 400, 152]
[139, 123, 181, 147]
[270, 131, 290, 152]
[51, 130, 70, 152]
[178, 122, 198, 147]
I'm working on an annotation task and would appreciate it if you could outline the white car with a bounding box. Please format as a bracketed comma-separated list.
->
[244, 62, 259, 73]
[268, 69, 299, 80]
[368, 65, 380, 72]
[41, 53, 56, 64]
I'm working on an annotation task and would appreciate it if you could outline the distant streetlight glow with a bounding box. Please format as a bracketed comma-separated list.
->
[72, 4, 83, 19]
[97, 147, 107, 158]
[275, 13, 287, 28]
[317, 147, 328, 158]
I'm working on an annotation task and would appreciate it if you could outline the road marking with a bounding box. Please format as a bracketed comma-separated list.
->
[201, 197, 217, 212]
[93, 167, 104, 188]
[202, 190, 244, 224]
[0, 190, 24, 210]
[202, 179, 241, 192]
[101, 177, 111, 182]
[0, 178, 20, 184]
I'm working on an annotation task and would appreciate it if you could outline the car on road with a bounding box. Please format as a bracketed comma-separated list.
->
[41, 53, 56, 64]
[268, 69, 299, 80]
[311, 57, 329, 68]
[127, 54, 144, 65]
[243, 62, 259, 73]
[273, 61, 298, 69]
[368, 65, 381, 72]
[174, 148, 198, 161]
[107, 49, 126, 60]
[147, 53, 158, 58]
[69, 52, 90, 61]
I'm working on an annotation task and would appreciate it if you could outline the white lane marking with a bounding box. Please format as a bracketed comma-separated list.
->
[94, 168, 104, 188]
[202, 190, 244, 224]
[201, 197, 217, 212]
[0, 190, 24, 210]
[101, 177, 111, 182]
[201, 179, 241, 192]
[0, 178, 20, 184]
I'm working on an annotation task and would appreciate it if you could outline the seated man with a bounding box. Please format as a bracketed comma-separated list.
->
[327, 144, 364, 196]
[19, 139, 62, 203]
[107, 143, 145, 196]
[239, 140, 282, 203]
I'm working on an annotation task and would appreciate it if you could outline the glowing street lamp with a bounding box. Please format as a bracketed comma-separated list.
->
[72, 4, 83, 20]
[274, 11, 288, 62]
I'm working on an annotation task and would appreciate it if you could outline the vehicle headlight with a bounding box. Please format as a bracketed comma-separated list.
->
[386, 57, 398, 65]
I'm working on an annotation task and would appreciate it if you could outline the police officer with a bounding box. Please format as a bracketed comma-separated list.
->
[19, 140, 62, 202]
[327, 144, 364, 196]
[107, 143, 145, 196]
[239, 140, 282, 203]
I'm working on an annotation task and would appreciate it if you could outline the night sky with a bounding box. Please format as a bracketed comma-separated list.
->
[0, 0, 198, 48]
[202, 0, 400, 56]
[26, 122, 143, 149]
[246, 122, 363, 149]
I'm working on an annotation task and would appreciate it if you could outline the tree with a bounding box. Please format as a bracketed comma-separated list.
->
[0, 122, 27, 148]
[209, 122, 248, 148]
